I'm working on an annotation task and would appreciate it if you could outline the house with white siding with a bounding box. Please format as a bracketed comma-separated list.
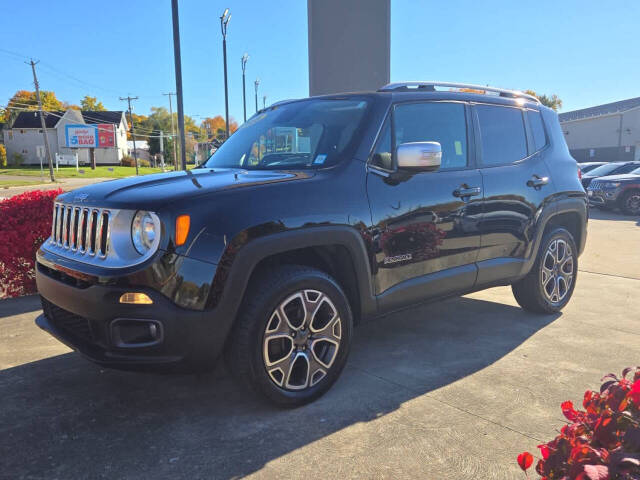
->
[2, 109, 128, 165]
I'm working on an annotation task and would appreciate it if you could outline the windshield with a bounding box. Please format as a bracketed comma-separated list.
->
[631, 167, 640, 175]
[203, 98, 370, 170]
[586, 163, 623, 176]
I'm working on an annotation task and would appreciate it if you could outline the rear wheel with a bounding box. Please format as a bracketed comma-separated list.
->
[225, 265, 353, 407]
[620, 190, 640, 216]
[512, 228, 578, 314]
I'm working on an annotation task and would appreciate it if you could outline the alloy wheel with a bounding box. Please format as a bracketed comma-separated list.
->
[540, 238, 574, 304]
[626, 193, 640, 215]
[262, 289, 342, 390]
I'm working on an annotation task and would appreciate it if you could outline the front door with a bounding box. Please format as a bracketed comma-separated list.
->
[366, 101, 483, 312]
[473, 103, 553, 284]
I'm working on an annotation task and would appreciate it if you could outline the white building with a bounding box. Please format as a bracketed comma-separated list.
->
[2, 109, 128, 165]
[559, 97, 640, 163]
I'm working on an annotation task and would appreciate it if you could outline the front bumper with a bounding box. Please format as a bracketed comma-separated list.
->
[587, 188, 620, 208]
[35, 261, 222, 372]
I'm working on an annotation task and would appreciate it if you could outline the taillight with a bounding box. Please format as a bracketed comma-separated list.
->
[578, 167, 582, 180]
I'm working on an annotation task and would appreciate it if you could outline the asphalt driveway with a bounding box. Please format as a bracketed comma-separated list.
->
[1, 209, 638, 479]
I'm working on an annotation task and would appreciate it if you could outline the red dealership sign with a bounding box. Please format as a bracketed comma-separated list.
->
[97, 124, 115, 148]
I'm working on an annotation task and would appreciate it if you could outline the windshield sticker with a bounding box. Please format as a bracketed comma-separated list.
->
[313, 154, 327, 165]
[455, 141, 463, 156]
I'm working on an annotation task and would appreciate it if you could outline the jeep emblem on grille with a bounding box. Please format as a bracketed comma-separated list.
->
[74, 193, 89, 202]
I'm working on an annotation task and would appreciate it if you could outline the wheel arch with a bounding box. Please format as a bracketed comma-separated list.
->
[210, 226, 377, 333]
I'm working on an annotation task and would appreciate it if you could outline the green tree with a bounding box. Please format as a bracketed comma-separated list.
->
[0, 144, 7, 168]
[80, 95, 106, 111]
[525, 90, 563, 111]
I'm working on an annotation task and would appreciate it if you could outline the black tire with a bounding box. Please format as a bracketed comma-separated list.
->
[512, 228, 578, 314]
[225, 265, 353, 407]
[620, 189, 640, 216]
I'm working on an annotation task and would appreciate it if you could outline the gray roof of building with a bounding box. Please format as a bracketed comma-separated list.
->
[559, 97, 640, 122]
[81, 111, 124, 124]
[11, 111, 63, 129]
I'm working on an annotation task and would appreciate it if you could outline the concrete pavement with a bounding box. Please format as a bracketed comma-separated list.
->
[0, 210, 638, 479]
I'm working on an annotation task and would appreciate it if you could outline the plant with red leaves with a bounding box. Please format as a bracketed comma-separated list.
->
[0, 189, 62, 298]
[518, 367, 640, 479]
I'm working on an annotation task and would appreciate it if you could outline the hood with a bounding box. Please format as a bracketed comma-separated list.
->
[56, 168, 315, 209]
[593, 173, 640, 182]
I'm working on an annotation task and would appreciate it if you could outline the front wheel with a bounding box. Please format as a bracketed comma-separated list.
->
[225, 265, 353, 407]
[512, 228, 578, 314]
[620, 190, 640, 216]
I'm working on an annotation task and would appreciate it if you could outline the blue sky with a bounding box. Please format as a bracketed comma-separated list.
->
[1, 0, 638, 124]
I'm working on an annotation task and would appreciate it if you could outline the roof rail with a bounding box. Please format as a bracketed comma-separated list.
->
[378, 81, 540, 104]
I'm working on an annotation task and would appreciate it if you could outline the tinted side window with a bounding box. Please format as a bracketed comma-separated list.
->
[371, 117, 392, 170]
[394, 102, 468, 169]
[527, 110, 547, 152]
[476, 105, 527, 166]
[617, 164, 639, 174]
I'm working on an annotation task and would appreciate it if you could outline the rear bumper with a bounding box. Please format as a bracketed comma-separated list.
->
[35, 261, 223, 372]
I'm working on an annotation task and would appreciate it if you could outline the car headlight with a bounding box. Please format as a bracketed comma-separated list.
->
[131, 210, 158, 255]
[604, 182, 621, 188]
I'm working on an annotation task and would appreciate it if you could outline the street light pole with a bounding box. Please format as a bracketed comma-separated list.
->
[241, 53, 249, 122]
[254, 78, 260, 113]
[220, 8, 231, 140]
[171, 0, 187, 171]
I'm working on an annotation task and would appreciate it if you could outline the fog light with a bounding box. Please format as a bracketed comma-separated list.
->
[119, 292, 153, 304]
[111, 319, 163, 347]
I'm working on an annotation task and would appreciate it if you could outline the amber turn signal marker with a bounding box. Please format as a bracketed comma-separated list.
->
[119, 292, 153, 304]
[175, 214, 190, 246]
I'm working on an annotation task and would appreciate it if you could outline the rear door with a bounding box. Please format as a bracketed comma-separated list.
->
[366, 101, 483, 311]
[474, 103, 553, 285]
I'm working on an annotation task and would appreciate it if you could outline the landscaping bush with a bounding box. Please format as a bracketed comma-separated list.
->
[518, 367, 640, 479]
[120, 155, 150, 168]
[11, 152, 24, 166]
[0, 144, 7, 168]
[0, 189, 63, 298]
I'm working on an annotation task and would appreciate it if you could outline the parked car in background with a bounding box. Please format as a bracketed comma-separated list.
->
[581, 161, 640, 189]
[587, 166, 640, 215]
[577, 162, 607, 175]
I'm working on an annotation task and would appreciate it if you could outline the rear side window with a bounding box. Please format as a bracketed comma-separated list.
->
[527, 110, 547, 152]
[616, 163, 640, 174]
[393, 102, 468, 169]
[476, 104, 527, 166]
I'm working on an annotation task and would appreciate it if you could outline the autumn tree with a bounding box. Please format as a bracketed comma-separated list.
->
[525, 90, 563, 111]
[201, 115, 238, 141]
[3, 90, 65, 122]
[80, 95, 106, 111]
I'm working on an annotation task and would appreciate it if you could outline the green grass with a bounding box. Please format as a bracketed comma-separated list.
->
[0, 179, 47, 188]
[0, 166, 166, 179]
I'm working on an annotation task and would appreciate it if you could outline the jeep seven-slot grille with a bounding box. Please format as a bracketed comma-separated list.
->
[50, 203, 110, 258]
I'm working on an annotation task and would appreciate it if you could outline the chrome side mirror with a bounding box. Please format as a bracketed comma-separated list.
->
[396, 141, 442, 171]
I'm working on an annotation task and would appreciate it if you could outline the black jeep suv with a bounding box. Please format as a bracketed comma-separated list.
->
[35, 82, 587, 406]
[587, 166, 640, 215]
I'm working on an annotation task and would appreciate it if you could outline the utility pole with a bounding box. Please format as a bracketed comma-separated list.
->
[241, 53, 249, 122]
[254, 78, 260, 113]
[119, 96, 139, 175]
[163, 92, 178, 170]
[220, 9, 231, 139]
[159, 130, 165, 170]
[171, 0, 187, 170]
[28, 59, 55, 182]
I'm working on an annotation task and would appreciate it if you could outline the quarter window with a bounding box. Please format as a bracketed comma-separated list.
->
[393, 102, 468, 169]
[476, 104, 527, 166]
[527, 110, 547, 152]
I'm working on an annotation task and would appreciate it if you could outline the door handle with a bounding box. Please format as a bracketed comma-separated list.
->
[527, 175, 549, 189]
[453, 186, 482, 198]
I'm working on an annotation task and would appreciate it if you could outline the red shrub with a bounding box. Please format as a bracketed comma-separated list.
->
[518, 367, 640, 479]
[0, 189, 63, 298]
